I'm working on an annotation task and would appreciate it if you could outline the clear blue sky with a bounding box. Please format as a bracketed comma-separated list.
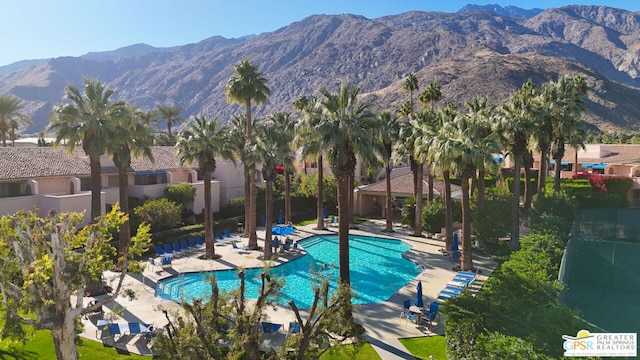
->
[1, 0, 638, 67]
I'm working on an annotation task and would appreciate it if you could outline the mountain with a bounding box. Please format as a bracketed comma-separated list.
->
[1, 5, 640, 134]
[458, 4, 543, 18]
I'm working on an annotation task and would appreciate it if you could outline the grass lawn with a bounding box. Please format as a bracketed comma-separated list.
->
[399, 336, 447, 360]
[0, 330, 148, 359]
[320, 343, 381, 360]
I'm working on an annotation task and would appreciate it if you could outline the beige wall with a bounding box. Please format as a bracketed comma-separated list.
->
[214, 161, 245, 204]
[191, 180, 220, 214]
[40, 193, 93, 224]
[0, 195, 39, 216]
[37, 177, 75, 195]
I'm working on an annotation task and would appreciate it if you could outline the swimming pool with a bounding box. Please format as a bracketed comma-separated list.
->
[155, 234, 418, 308]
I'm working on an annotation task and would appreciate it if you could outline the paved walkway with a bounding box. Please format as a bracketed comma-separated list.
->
[80, 219, 496, 358]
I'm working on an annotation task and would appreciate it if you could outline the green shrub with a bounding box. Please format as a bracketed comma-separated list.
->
[472, 187, 511, 242]
[164, 183, 196, 205]
[401, 197, 415, 226]
[422, 197, 461, 233]
[134, 198, 182, 232]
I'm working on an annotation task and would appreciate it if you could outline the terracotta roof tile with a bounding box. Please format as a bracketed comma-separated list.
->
[0, 147, 91, 180]
[359, 167, 461, 196]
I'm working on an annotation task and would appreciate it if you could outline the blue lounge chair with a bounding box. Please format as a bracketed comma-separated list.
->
[195, 237, 204, 247]
[188, 238, 198, 249]
[216, 232, 224, 241]
[161, 255, 172, 267]
[154, 245, 165, 256]
[288, 321, 301, 336]
[107, 323, 128, 339]
[261, 322, 283, 335]
[128, 322, 151, 337]
[224, 229, 236, 239]
[181, 239, 191, 252]
[164, 243, 174, 255]
[172, 242, 185, 255]
[230, 239, 248, 252]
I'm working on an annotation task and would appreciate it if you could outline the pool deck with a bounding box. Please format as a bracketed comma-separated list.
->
[80, 219, 496, 358]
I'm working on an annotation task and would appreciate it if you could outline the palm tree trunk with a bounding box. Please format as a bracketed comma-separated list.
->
[510, 155, 522, 251]
[284, 168, 291, 224]
[443, 169, 453, 249]
[461, 171, 473, 271]
[413, 163, 423, 237]
[523, 156, 533, 226]
[337, 176, 351, 286]
[316, 154, 325, 229]
[204, 171, 216, 258]
[117, 164, 131, 267]
[348, 175, 355, 229]
[248, 169, 258, 249]
[477, 165, 486, 213]
[264, 179, 273, 259]
[243, 165, 250, 237]
[384, 162, 393, 232]
[553, 155, 563, 192]
[537, 148, 548, 193]
[427, 168, 434, 202]
[89, 154, 102, 223]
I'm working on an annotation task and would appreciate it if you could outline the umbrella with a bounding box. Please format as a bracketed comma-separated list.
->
[324, 205, 329, 219]
[278, 209, 284, 224]
[452, 233, 459, 252]
[414, 281, 424, 308]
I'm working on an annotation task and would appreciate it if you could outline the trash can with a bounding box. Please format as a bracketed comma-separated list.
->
[237, 222, 244, 233]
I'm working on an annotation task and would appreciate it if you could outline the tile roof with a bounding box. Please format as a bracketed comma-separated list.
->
[359, 167, 461, 196]
[0, 147, 91, 180]
[0, 146, 191, 180]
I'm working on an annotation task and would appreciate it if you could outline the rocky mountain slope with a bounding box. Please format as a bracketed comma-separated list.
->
[1, 5, 639, 133]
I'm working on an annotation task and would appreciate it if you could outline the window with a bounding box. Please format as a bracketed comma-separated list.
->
[634, 169, 640, 177]
[0, 182, 22, 198]
[80, 178, 91, 191]
[608, 168, 614, 175]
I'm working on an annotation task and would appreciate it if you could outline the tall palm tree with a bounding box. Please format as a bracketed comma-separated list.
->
[177, 115, 234, 259]
[378, 110, 399, 232]
[466, 97, 496, 215]
[420, 110, 500, 270]
[495, 81, 538, 251]
[419, 81, 442, 202]
[550, 75, 588, 192]
[402, 73, 419, 114]
[9, 119, 19, 147]
[228, 115, 255, 239]
[294, 96, 327, 230]
[225, 59, 270, 249]
[316, 80, 381, 287]
[269, 111, 296, 224]
[253, 121, 295, 259]
[395, 119, 423, 235]
[156, 104, 183, 141]
[49, 78, 125, 222]
[108, 105, 154, 263]
[0, 95, 32, 147]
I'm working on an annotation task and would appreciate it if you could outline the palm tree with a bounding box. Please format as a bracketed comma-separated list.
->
[0, 95, 32, 147]
[378, 110, 399, 232]
[177, 115, 234, 259]
[156, 104, 183, 141]
[49, 79, 125, 222]
[225, 59, 270, 249]
[228, 115, 255, 239]
[294, 95, 327, 230]
[253, 121, 295, 259]
[402, 73, 419, 114]
[108, 105, 154, 263]
[269, 111, 296, 224]
[395, 119, 423, 235]
[316, 80, 381, 287]
[419, 81, 442, 202]
[495, 81, 538, 251]
[420, 109, 500, 270]
[550, 75, 588, 192]
[9, 119, 19, 147]
[466, 97, 496, 214]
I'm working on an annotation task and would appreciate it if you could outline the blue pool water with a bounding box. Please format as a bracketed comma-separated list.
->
[155, 234, 418, 308]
